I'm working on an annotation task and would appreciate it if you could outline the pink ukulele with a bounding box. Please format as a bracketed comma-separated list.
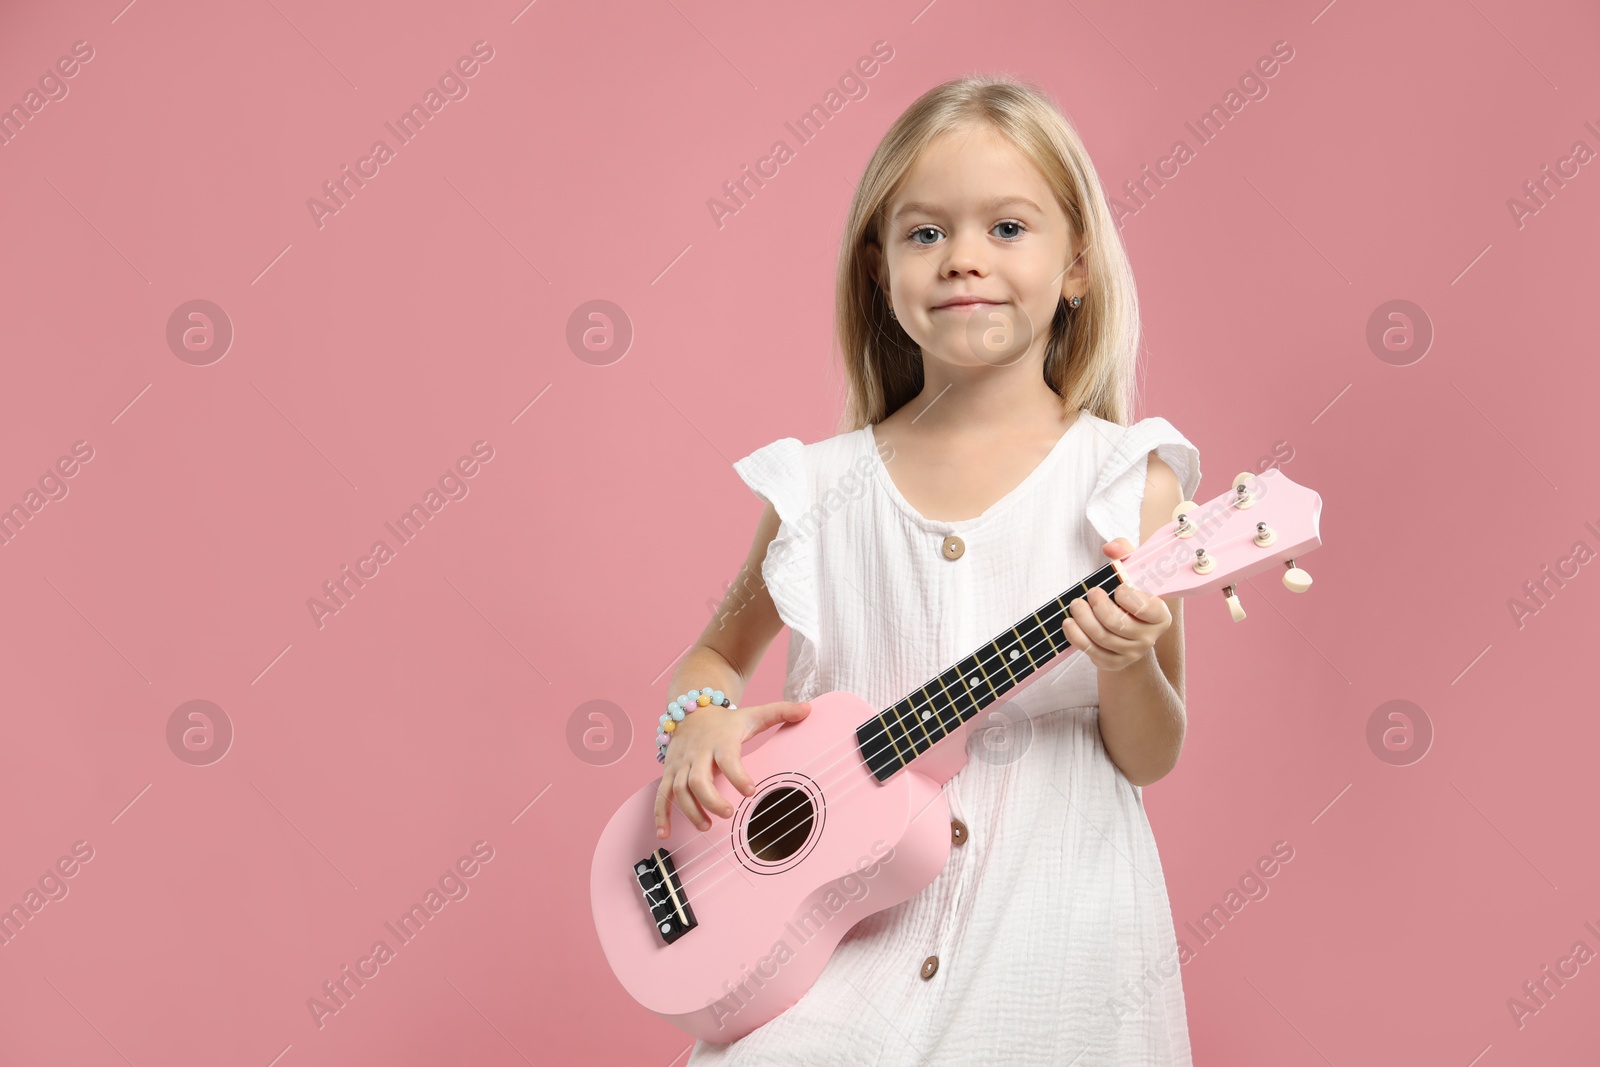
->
[591, 467, 1324, 1042]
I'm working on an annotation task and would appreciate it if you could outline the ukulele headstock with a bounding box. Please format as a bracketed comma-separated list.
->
[1115, 467, 1323, 622]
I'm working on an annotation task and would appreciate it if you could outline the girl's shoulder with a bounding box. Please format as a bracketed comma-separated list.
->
[1074, 410, 1199, 465]
[730, 431, 870, 656]
[1075, 411, 1204, 547]
[733, 427, 873, 495]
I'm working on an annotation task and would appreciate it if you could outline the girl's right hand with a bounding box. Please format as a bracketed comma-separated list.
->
[654, 700, 812, 839]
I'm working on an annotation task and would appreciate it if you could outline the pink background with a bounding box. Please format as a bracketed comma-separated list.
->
[2, 0, 1597, 1064]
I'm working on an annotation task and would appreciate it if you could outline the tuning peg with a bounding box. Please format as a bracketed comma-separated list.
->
[1222, 584, 1245, 622]
[1170, 499, 1200, 538]
[1231, 473, 1258, 510]
[1282, 558, 1313, 593]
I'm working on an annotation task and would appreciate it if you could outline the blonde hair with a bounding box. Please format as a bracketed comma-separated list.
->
[834, 74, 1142, 432]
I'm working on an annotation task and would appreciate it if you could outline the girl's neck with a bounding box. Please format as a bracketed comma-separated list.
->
[892, 360, 1071, 440]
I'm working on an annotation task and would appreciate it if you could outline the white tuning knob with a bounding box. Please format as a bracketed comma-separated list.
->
[1231, 473, 1258, 510]
[1170, 500, 1199, 537]
[1282, 559, 1313, 593]
[1223, 584, 1245, 622]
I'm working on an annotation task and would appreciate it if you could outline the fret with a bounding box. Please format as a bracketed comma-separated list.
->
[885, 696, 929, 752]
[1033, 605, 1062, 643]
[893, 688, 940, 759]
[876, 706, 911, 769]
[998, 630, 1036, 681]
[976, 656, 1009, 701]
[859, 688, 948, 779]
[928, 675, 960, 735]
[1031, 609, 1065, 655]
[960, 646, 998, 713]
[943, 659, 999, 719]
[928, 684, 965, 735]
[883, 703, 921, 764]
[984, 638, 1023, 688]
[904, 689, 941, 751]
[851, 710, 903, 777]
[856, 562, 1126, 781]
[905, 690, 958, 740]
[931, 670, 975, 723]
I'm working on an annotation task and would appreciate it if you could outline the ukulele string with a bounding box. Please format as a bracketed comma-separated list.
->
[643, 504, 1260, 908]
[639, 602, 1097, 914]
[643, 507, 1244, 906]
[644, 566, 1126, 904]
[644, 495, 1262, 907]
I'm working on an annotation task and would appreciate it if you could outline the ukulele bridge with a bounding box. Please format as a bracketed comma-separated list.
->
[634, 848, 698, 945]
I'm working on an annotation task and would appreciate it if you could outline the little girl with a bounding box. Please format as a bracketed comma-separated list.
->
[654, 75, 1200, 1066]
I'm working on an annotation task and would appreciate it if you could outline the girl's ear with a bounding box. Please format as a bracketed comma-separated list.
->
[1060, 232, 1089, 303]
[863, 240, 885, 292]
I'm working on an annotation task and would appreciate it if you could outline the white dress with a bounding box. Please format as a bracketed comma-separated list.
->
[685, 410, 1202, 1067]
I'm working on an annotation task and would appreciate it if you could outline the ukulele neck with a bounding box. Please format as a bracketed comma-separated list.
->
[854, 560, 1124, 782]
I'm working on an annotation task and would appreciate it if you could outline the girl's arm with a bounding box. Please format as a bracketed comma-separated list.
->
[1075, 452, 1188, 787]
[663, 502, 788, 709]
[656, 503, 817, 836]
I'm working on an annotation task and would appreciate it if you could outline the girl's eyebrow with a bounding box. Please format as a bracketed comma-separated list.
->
[892, 195, 1044, 220]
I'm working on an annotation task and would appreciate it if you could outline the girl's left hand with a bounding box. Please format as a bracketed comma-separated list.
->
[1060, 538, 1171, 672]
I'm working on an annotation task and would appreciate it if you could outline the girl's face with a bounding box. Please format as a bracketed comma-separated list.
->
[870, 123, 1087, 370]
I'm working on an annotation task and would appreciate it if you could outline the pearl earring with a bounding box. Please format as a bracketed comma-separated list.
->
[1069, 296, 1082, 308]
[889, 307, 897, 319]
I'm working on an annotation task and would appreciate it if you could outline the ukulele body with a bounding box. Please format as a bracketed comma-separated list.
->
[590, 688, 975, 1043]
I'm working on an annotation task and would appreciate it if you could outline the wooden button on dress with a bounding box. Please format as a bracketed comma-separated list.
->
[940, 534, 965, 560]
[920, 954, 939, 980]
[951, 818, 968, 846]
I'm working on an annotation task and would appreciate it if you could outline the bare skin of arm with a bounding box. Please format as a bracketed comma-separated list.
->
[1062, 453, 1188, 788]
[666, 501, 787, 710]
[654, 503, 813, 838]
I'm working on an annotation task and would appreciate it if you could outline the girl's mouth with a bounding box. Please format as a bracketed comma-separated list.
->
[933, 300, 1003, 312]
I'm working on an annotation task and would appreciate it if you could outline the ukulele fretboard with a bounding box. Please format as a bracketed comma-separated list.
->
[854, 561, 1123, 781]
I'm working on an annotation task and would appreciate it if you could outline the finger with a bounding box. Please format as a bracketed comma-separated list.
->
[1071, 592, 1132, 652]
[660, 764, 692, 836]
[1068, 591, 1120, 652]
[1086, 588, 1135, 636]
[716, 741, 757, 797]
[1103, 537, 1133, 559]
[688, 758, 734, 821]
[683, 761, 717, 828]
[655, 780, 670, 838]
[1061, 613, 1102, 655]
[1061, 616, 1108, 669]
[1061, 610, 1085, 650]
[672, 765, 710, 831]
[745, 700, 811, 735]
[1113, 583, 1165, 624]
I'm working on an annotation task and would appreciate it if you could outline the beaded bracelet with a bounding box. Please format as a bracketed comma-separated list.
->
[656, 688, 738, 763]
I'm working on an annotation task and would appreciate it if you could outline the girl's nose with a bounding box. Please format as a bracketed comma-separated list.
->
[941, 233, 988, 274]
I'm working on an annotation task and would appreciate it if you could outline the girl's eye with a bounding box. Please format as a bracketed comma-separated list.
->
[905, 221, 1027, 245]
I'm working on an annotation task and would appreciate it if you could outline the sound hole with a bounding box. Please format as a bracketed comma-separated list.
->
[746, 786, 815, 862]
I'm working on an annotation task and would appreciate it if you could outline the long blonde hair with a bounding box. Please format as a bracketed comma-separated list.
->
[835, 75, 1142, 432]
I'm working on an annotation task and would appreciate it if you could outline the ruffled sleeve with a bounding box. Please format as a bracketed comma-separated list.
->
[1084, 417, 1203, 549]
[732, 438, 820, 656]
